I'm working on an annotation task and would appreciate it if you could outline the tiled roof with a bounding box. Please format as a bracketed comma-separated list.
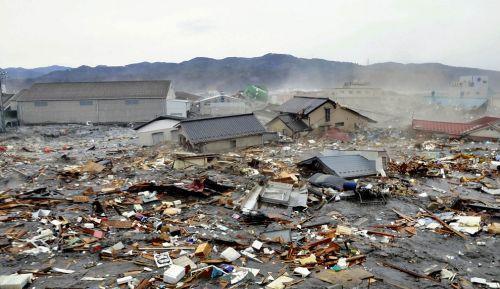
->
[16, 80, 171, 101]
[277, 114, 310, 133]
[277, 96, 334, 115]
[179, 113, 267, 144]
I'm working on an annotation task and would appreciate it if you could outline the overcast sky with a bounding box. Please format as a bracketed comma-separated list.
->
[1, 0, 499, 70]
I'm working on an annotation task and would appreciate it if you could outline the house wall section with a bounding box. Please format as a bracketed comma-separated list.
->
[18, 98, 166, 124]
[200, 135, 263, 153]
[266, 119, 293, 136]
[331, 107, 368, 132]
[307, 102, 336, 129]
[137, 128, 177, 146]
[298, 103, 368, 133]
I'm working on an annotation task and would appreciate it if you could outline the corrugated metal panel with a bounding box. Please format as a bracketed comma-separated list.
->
[16, 80, 171, 101]
[180, 113, 267, 144]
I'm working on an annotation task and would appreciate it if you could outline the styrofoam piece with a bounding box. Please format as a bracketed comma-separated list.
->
[251, 240, 263, 250]
[116, 276, 133, 285]
[0, 273, 33, 289]
[220, 247, 241, 262]
[163, 265, 186, 284]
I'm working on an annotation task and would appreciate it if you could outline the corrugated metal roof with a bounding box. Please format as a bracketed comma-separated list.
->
[317, 155, 377, 178]
[277, 96, 334, 115]
[277, 114, 310, 133]
[16, 80, 171, 101]
[412, 119, 480, 136]
[180, 113, 267, 144]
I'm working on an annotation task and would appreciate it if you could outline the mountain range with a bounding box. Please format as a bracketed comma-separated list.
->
[3, 54, 500, 94]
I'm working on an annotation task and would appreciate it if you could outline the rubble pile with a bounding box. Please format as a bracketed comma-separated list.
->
[0, 125, 499, 289]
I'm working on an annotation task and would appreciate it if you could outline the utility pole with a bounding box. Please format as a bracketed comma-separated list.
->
[0, 70, 6, 133]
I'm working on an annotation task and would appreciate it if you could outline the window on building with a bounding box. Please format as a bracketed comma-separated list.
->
[34, 101, 48, 107]
[125, 99, 139, 105]
[324, 108, 331, 122]
[80, 100, 93, 106]
[335, 122, 344, 127]
[152, 132, 165, 145]
[230, 139, 237, 148]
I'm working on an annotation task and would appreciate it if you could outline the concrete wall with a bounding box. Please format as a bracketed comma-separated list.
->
[196, 134, 263, 153]
[18, 98, 166, 124]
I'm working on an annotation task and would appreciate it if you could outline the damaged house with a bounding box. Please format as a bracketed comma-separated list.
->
[266, 96, 375, 137]
[177, 113, 268, 153]
[15, 80, 175, 124]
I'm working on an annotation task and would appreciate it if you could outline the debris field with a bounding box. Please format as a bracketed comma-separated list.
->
[0, 125, 499, 289]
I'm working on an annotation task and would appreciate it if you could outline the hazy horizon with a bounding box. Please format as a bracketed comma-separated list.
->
[4, 53, 500, 73]
[1, 0, 500, 70]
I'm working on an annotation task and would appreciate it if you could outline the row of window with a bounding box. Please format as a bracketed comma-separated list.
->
[34, 100, 141, 107]
[336, 90, 373, 95]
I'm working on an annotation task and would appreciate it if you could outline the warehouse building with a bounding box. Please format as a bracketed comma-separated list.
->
[16, 80, 175, 124]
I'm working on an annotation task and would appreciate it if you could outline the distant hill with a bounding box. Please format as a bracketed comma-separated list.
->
[4, 65, 71, 79]
[3, 54, 500, 93]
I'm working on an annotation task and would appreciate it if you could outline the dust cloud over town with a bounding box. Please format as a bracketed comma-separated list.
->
[0, 1, 499, 289]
